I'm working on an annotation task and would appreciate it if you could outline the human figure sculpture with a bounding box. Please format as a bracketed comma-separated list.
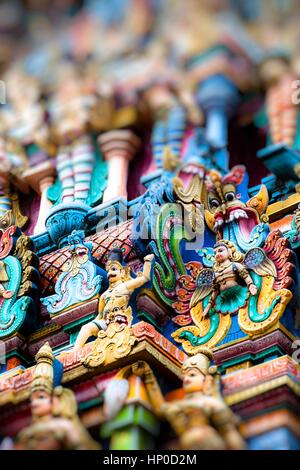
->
[1, 71, 48, 150]
[132, 349, 246, 450]
[190, 239, 279, 317]
[15, 342, 100, 450]
[73, 248, 154, 349]
[0, 137, 28, 224]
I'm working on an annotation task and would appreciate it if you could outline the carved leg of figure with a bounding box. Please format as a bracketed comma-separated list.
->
[73, 321, 100, 350]
[220, 424, 247, 450]
[57, 146, 74, 203]
[72, 136, 95, 204]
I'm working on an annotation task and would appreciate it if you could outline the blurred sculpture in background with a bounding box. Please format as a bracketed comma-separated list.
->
[15, 342, 100, 450]
[125, 349, 246, 450]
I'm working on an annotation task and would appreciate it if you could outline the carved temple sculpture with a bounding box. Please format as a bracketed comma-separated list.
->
[172, 230, 294, 352]
[15, 342, 100, 450]
[0, 218, 39, 339]
[41, 230, 105, 315]
[75, 247, 154, 366]
[1, 0, 300, 452]
[104, 349, 246, 450]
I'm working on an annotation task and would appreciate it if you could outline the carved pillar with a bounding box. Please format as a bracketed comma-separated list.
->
[23, 161, 56, 235]
[56, 145, 74, 204]
[34, 176, 56, 235]
[257, 55, 300, 180]
[196, 74, 240, 172]
[266, 73, 297, 148]
[98, 130, 140, 202]
[72, 135, 95, 203]
[101, 375, 160, 450]
[186, 44, 252, 173]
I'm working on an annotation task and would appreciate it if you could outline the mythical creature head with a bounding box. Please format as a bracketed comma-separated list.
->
[204, 165, 269, 240]
[103, 296, 133, 326]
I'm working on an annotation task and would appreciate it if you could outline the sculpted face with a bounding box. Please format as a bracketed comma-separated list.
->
[207, 182, 251, 233]
[31, 390, 52, 419]
[183, 367, 206, 393]
[103, 298, 132, 325]
[74, 246, 89, 265]
[208, 183, 238, 214]
[106, 262, 124, 284]
[205, 166, 266, 240]
[214, 244, 231, 263]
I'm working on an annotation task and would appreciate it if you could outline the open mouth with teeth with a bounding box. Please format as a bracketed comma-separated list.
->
[110, 314, 129, 325]
[73, 247, 89, 258]
[213, 206, 259, 240]
[176, 163, 205, 188]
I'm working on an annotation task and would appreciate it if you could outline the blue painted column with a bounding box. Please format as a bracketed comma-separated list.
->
[196, 74, 240, 173]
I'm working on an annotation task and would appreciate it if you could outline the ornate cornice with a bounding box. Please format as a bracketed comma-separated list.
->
[241, 409, 300, 438]
[0, 322, 184, 408]
[223, 355, 300, 404]
[214, 328, 295, 365]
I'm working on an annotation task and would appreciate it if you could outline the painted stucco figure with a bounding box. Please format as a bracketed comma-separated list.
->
[204, 165, 269, 251]
[41, 230, 104, 314]
[74, 248, 154, 349]
[131, 350, 246, 450]
[15, 342, 100, 450]
[190, 239, 272, 317]
[173, 231, 294, 352]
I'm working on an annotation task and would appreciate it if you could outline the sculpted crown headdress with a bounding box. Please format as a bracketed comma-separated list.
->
[31, 342, 54, 395]
[214, 239, 244, 263]
[182, 348, 216, 375]
[106, 248, 124, 265]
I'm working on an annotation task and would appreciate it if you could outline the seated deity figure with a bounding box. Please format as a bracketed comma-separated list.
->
[73, 248, 154, 349]
[1, 70, 54, 158]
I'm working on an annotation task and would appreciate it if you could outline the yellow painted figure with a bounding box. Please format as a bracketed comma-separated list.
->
[74, 248, 154, 349]
[15, 343, 100, 450]
[132, 350, 246, 450]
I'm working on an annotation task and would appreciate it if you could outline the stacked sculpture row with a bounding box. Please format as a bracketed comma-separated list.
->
[0, 0, 300, 451]
[6, 340, 245, 451]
